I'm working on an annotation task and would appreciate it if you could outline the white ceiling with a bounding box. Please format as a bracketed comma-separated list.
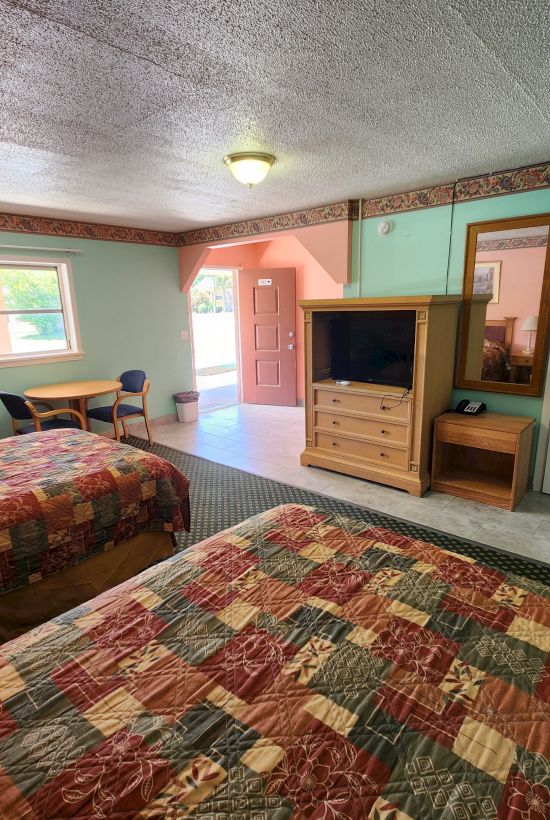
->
[0, 0, 549, 231]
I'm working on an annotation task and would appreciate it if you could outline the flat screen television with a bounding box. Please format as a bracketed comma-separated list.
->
[328, 310, 416, 389]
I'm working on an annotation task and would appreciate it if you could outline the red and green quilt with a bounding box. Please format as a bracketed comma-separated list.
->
[0, 429, 190, 595]
[0, 503, 548, 818]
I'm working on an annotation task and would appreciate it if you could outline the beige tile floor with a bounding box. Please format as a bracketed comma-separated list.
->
[149, 404, 550, 565]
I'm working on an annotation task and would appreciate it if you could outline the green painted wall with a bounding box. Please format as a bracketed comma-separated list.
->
[345, 187, 550, 474]
[0, 233, 193, 438]
[347, 205, 454, 297]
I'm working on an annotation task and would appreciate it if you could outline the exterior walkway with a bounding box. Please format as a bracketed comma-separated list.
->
[197, 370, 238, 412]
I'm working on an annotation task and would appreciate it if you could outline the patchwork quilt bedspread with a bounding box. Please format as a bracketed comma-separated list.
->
[0, 429, 190, 595]
[0, 503, 548, 818]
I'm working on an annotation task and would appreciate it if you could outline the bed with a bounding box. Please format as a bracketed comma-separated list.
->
[0, 503, 547, 818]
[0, 429, 190, 641]
[482, 317, 515, 381]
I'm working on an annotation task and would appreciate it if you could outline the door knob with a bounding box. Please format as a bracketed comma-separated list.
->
[288, 343, 295, 350]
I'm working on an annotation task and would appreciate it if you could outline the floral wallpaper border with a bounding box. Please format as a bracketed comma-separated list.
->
[0, 212, 179, 246]
[455, 163, 550, 202]
[0, 162, 548, 247]
[360, 184, 454, 218]
[176, 201, 354, 246]
[181, 161, 550, 245]
[477, 235, 548, 252]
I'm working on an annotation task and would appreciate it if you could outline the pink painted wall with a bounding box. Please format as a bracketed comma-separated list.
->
[203, 242, 265, 270]
[477, 246, 546, 352]
[200, 235, 343, 402]
[256, 236, 343, 400]
[179, 220, 351, 292]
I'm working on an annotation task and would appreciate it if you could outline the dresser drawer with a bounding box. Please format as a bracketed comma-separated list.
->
[315, 432, 409, 470]
[314, 389, 410, 420]
[436, 421, 517, 454]
[315, 410, 408, 445]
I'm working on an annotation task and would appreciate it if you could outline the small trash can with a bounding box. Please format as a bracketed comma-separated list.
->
[174, 391, 200, 423]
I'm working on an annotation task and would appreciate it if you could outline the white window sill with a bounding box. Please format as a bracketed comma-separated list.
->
[0, 351, 85, 368]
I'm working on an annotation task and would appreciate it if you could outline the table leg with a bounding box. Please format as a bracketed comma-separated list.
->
[70, 398, 88, 430]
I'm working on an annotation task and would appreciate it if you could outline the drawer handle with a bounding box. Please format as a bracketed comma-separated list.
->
[380, 451, 387, 457]
[331, 398, 339, 403]
[332, 441, 338, 447]
[381, 429, 387, 434]
[332, 420, 338, 425]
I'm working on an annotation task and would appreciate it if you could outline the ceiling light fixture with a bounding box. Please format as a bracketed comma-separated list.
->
[223, 152, 276, 188]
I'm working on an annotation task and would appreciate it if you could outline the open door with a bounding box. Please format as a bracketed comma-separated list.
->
[237, 268, 297, 406]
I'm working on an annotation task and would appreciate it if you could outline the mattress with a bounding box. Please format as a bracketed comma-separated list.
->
[0, 503, 548, 818]
[0, 429, 190, 595]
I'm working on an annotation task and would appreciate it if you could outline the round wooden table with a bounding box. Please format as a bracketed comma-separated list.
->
[25, 379, 122, 421]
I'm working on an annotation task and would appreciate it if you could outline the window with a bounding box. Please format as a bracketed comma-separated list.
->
[0, 258, 83, 366]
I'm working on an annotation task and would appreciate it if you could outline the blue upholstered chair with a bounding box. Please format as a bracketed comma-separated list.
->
[0, 392, 86, 435]
[86, 370, 153, 444]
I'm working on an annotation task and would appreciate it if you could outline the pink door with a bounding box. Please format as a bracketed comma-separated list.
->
[237, 268, 297, 406]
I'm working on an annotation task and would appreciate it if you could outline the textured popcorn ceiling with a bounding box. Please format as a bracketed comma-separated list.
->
[0, 0, 548, 230]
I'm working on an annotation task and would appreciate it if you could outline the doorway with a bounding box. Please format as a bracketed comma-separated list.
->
[190, 269, 239, 413]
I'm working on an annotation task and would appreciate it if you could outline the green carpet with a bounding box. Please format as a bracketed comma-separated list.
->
[127, 436, 550, 587]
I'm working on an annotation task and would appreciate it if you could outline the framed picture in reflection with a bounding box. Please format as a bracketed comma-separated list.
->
[473, 261, 501, 304]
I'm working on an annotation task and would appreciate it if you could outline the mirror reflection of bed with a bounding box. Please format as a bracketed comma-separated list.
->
[483, 316, 515, 381]
[464, 224, 549, 384]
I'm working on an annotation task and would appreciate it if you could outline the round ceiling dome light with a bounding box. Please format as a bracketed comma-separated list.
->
[223, 152, 276, 188]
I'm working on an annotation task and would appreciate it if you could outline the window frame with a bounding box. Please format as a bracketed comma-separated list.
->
[0, 255, 84, 367]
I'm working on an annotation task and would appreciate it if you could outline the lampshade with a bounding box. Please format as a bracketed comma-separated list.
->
[521, 315, 538, 332]
[223, 153, 276, 188]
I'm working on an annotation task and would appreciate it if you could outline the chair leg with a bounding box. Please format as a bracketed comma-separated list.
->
[121, 419, 129, 439]
[144, 414, 153, 445]
[113, 421, 121, 442]
[141, 393, 153, 445]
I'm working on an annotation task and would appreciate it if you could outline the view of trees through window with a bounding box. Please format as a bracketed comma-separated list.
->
[191, 271, 233, 314]
[0, 266, 68, 356]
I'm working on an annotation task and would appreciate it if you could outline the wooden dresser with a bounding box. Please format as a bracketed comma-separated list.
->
[300, 296, 461, 497]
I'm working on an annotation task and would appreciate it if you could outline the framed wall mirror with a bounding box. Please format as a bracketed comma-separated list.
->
[456, 213, 550, 395]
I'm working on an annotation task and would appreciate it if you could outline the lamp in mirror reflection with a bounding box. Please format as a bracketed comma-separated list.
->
[521, 315, 538, 354]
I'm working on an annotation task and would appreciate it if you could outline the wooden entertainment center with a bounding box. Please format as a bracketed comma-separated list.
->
[300, 296, 461, 497]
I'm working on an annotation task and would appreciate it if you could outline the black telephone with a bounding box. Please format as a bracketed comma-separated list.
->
[454, 399, 487, 415]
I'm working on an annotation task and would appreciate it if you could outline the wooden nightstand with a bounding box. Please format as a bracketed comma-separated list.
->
[509, 352, 534, 384]
[431, 412, 535, 510]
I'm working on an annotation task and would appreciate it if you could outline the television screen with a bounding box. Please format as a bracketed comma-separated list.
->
[329, 310, 415, 388]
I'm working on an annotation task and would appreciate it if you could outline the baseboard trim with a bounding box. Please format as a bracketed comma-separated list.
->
[151, 412, 178, 427]
[128, 412, 177, 435]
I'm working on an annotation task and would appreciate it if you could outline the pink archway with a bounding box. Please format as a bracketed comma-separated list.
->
[178, 219, 352, 292]
[179, 219, 351, 403]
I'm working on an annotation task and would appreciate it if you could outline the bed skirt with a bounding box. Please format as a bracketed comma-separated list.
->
[0, 530, 175, 642]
